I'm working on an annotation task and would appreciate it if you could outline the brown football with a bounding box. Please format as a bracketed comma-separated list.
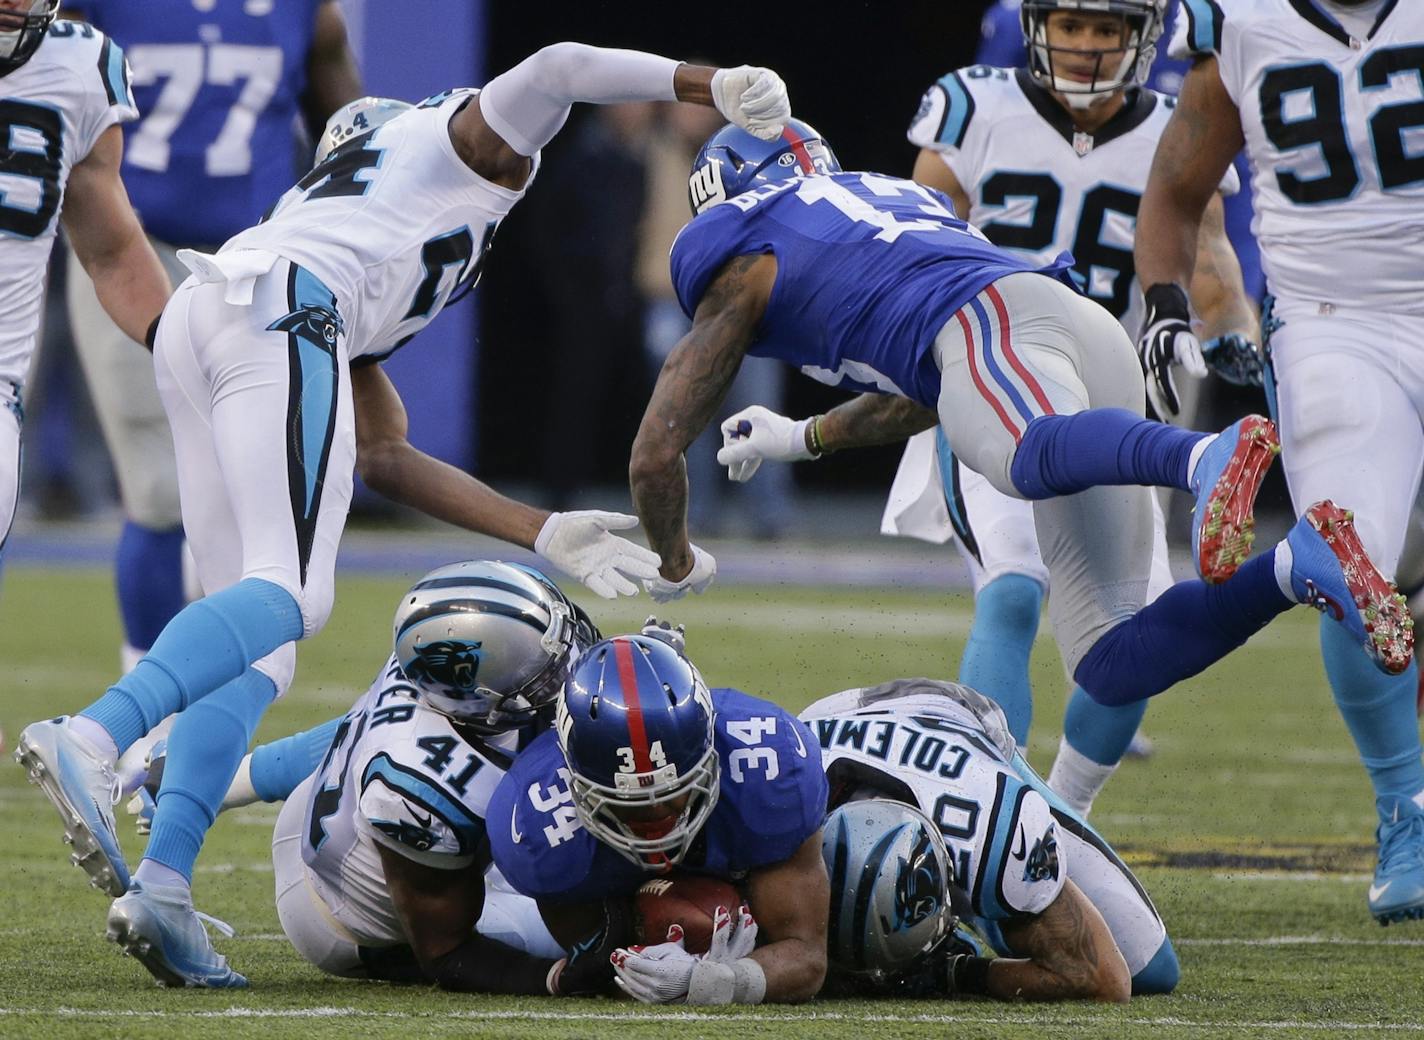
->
[633, 873, 741, 954]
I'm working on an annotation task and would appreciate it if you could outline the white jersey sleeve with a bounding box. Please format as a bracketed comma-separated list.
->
[906, 65, 1002, 194]
[1182, 0, 1424, 313]
[0, 22, 136, 382]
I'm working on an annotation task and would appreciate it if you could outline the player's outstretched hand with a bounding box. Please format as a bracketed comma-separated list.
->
[535, 511, 661, 600]
[1138, 283, 1207, 420]
[644, 544, 716, 603]
[640, 616, 687, 652]
[612, 925, 697, 1004]
[1201, 333, 1264, 388]
[711, 66, 789, 140]
[717, 405, 814, 482]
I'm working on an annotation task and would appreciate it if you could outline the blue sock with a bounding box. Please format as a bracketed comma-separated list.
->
[1074, 549, 1292, 706]
[143, 668, 277, 881]
[959, 574, 1042, 745]
[250, 715, 343, 803]
[1320, 617, 1424, 807]
[80, 578, 302, 756]
[1063, 686, 1147, 766]
[115, 522, 185, 651]
[1010, 409, 1207, 499]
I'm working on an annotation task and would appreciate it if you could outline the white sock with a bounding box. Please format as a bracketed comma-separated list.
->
[134, 858, 189, 892]
[221, 756, 260, 812]
[1186, 434, 1216, 488]
[66, 715, 119, 766]
[1046, 736, 1118, 817]
[1272, 541, 1297, 601]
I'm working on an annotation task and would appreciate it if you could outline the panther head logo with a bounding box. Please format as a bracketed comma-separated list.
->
[892, 827, 945, 931]
[267, 302, 346, 349]
[405, 639, 483, 694]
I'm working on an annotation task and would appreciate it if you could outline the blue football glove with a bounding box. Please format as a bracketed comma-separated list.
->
[1201, 333, 1264, 388]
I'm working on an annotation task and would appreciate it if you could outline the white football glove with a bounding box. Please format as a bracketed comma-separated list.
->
[716, 405, 814, 483]
[644, 543, 717, 603]
[534, 510, 661, 600]
[710, 66, 790, 141]
[705, 903, 758, 964]
[640, 616, 687, 652]
[1138, 283, 1207, 420]
[612, 924, 697, 1004]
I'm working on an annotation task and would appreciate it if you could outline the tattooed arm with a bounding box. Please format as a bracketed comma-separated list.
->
[814, 393, 940, 453]
[629, 253, 775, 580]
[1188, 192, 1257, 341]
[990, 880, 1131, 1002]
[1135, 56, 1245, 292]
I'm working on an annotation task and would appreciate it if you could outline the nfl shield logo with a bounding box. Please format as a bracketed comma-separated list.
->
[1073, 131, 1094, 156]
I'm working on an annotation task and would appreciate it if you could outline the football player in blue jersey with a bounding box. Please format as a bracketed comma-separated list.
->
[487, 633, 830, 1004]
[628, 119, 1412, 722]
[60, 0, 362, 703]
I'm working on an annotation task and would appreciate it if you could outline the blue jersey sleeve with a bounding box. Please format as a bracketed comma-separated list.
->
[707, 690, 828, 874]
[668, 206, 774, 319]
[487, 732, 644, 902]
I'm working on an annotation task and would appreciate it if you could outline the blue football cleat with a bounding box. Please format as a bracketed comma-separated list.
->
[1190, 414, 1280, 583]
[14, 717, 130, 896]
[1287, 501, 1414, 676]
[1369, 796, 1424, 926]
[107, 880, 247, 988]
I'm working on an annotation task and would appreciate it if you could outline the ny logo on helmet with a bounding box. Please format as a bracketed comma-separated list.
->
[404, 639, 484, 693]
[688, 160, 726, 212]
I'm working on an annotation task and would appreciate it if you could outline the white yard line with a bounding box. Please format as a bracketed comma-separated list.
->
[0, 1008, 1421, 1031]
[1178, 936, 1424, 947]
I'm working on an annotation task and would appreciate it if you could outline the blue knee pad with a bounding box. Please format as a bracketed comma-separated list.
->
[961, 574, 1043, 745]
[115, 522, 185, 651]
[1132, 935, 1180, 995]
[143, 668, 278, 880]
[250, 715, 343, 803]
[80, 577, 303, 755]
[1063, 686, 1147, 766]
[1320, 616, 1424, 803]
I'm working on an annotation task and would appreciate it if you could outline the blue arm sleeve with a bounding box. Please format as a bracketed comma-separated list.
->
[250, 715, 344, 803]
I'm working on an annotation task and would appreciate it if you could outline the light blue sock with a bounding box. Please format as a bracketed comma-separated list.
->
[1320, 616, 1424, 811]
[960, 574, 1043, 745]
[1063, 686, 1147, 766]
[79, 578, 302, 756]
[142, 668, 278, 882]
[250, 716, 343, 803]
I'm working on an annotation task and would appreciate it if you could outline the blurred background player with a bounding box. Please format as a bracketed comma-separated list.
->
[488, 633, 830, 1005]
[0, 1, 171, 744]
[1135, 0, 1424, 926]
[808, 679, 1176, 1000]
[881, 0, 1259, 814]
[17, 47, 789, 989]
[60, 0, 361, 686]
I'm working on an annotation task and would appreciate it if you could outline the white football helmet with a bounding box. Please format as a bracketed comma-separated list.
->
[314, 96, 413, 165]
[1022, 0, 1166, 108]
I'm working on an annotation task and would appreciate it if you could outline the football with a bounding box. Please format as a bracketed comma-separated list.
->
[633, 873, 742, 954]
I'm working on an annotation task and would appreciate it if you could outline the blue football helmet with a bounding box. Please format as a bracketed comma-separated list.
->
[393, 561, 591, 733]
[556, 635, 719, 869]
[822, 799, 957, 980]
[0, 0, 59, 73]
[688, 117, 840, 216]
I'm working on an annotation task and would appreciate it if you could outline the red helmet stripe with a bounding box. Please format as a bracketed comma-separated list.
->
[780, 123, 815, 174]
[613, 638, 654, 772]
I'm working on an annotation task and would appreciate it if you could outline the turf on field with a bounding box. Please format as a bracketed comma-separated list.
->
[2, 565, 1422, 1040]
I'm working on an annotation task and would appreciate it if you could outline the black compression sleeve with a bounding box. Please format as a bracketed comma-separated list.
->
[427, 932, 559, 995]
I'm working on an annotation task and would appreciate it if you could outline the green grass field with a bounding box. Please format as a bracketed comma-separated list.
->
[2, 564, 1422, 1039]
